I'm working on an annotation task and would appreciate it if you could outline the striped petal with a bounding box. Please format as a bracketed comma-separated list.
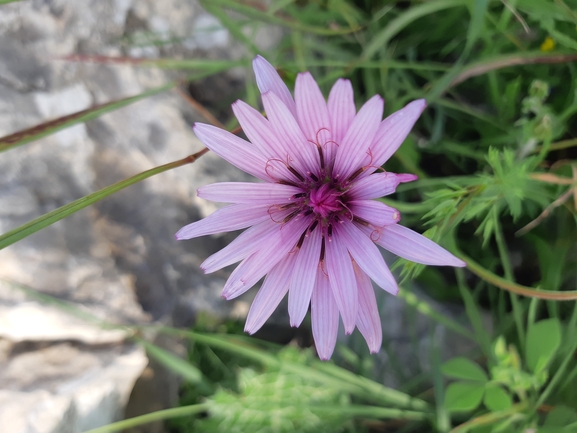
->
[245, 253, 297, 334]
[288, 226, 322, 327]
[350, 200, 400, 228]
[295, 72, 332, 164]
[253, 55, 296, 117]
[193, 123, 269, 180]
[201, 219, 280, 273]
[353, 262, 382, 354]
[347, 172, 415, 200]
[325, 231, 358, 333]
[262, 91, 320, 177]
[175, 204, 270, 240]
[197, 182, 301, 204]
[221, 216, 310, 299]
[311, 267, 339, 360]
[376, 224, 466, 267]
[328, 78, 356, 145]
[333, 95, 384, 180]
[364, 99, 426, 176]
[338, 221, 398, 295]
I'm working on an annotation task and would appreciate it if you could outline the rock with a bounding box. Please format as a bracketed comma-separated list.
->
[0, 0, 285, 431]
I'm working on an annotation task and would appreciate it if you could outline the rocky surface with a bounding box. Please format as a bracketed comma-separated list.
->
[0, 0, 270, 431]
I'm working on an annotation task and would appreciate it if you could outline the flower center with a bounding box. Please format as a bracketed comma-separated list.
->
[308, 183, 342, 219]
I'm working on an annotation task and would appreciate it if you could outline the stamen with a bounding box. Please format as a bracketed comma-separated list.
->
[291, 192, 307, 199]
[277, 180, 298, 187]
[308, 220, 319, 232]
[303, 209, 313, 217]
[288, 165, 305, 182]
[309, 172, 319, 182]
[320, 237, 326, 261]
[353, 216, 370, 226]
[283, 209, 301, 223]
[327, 224, 333, 239]
[296, 230, 307, 249]
[348, 166, 365, 182]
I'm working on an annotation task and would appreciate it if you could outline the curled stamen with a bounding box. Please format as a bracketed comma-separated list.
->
[370, 229, 382, 242]
[337, 200, 354, 221]
[267, 205, 293, 223]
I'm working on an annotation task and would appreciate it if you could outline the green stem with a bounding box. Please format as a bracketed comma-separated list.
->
[83, 403, 210, 433]
[492, 207, 525, 348]
[0, 149, 208, 250]
[398, 289, 476, 341]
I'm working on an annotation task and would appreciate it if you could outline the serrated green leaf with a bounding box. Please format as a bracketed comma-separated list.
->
[444, 381, 485, 412]
[483, 385, 512, 411]
[442, 357, 488, 382]
[526, 318, 562, 373]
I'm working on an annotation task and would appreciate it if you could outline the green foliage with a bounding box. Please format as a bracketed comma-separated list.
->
[198, 361, 348, 433]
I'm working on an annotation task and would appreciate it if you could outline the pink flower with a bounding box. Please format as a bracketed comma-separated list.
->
[176, 56, 466, 360]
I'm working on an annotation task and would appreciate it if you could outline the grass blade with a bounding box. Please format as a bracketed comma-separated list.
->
[138, 339, 203, 384]
[0, 83, 175, 153]
[205, 0, 360, 35]
[61, 55, 244, 70]
[83, 404, 209, 433]
[0, 149, 208, 250]
[362, 0, 467, 60]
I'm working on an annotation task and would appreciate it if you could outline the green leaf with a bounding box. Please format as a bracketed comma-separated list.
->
[483, 385, 512, 411]
[0, 83, 175, 153]
[544, 405, 577, 427]
[442, 357, 488, 382]
[444, 381, 485, 412]
[138, 339, 203, 384]
[526, 318, 562, 373]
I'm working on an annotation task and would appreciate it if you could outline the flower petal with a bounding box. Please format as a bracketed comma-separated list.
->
[262, 91, 320, 177]
[253, 55, 296, 117]
[328, 78, 355, 146]
[197, 182, 301, 204]
[325, 231, 358, 333]
[347, 172, 409, 200]
[221, 216, 310, 299]
[375, 224, 466, 267]
[365, 99, 426, 175]
[333, 95, 384, 180]
[288, 226, 322, 327]
[175, 204, 270, 240]
[311, 267, 339, 360]
[353, 262, 382, 354]
[338, 221, 398, 295]
[350, 200, 400, 228]
[295, 72, 332, 162]
[193, 123, 269, 180]
[201, 219, 280, 273]
[245, 253, 297, 334]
